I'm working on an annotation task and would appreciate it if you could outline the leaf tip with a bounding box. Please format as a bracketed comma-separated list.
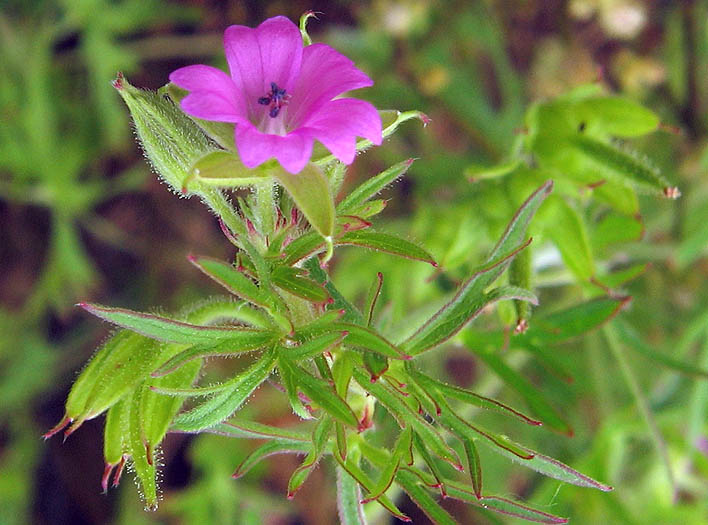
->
[42, 416, 72, 440]
[112, 72, 124, 90]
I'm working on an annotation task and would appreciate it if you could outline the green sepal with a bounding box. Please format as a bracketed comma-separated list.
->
[126, 388, 158, 510]
[103, 397, 129, 467]
[273, 163, 335, 238]
[185, 150, 267, 192]
[140, 359, 201, 447]
[165, 82, 236, 151]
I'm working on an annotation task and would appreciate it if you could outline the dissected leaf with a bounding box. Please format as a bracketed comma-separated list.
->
[172, 348, 277, 431]
[337, 159, 414, 213]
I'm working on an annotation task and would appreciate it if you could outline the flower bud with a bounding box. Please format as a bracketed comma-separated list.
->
[113, 73, 217, 194]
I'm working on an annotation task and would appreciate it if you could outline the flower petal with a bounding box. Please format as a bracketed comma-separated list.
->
[288, 43, 374, 128]
[169, 65, 248, 122]
[224, 16, 303, 116]
[235, 125, 313, 174]
[301, 99, 382, 164]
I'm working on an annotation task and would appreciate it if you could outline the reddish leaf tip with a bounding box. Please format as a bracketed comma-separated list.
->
[402, 354, 413, 360]
[405, 158, 416, 167]
[418, 113, 432, 127]
[101, 463, 115, 493]
[186, 254, 198, 263]
[42, 416, 72, 440]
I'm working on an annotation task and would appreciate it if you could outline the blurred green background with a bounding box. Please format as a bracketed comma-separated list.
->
[2, 0, 708, 523]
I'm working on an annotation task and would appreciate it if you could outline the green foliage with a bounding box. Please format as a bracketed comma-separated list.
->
[4, 2, 706, 524]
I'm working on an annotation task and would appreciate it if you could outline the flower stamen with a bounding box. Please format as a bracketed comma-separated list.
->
[258, 82, 290, 118]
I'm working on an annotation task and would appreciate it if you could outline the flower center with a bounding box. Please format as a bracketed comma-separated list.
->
[258, 82, 290, 118]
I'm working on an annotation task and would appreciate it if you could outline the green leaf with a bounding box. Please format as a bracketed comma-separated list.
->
[574, 96, 659, 137]
[444, 482, 569, 524]
[176, 417, 309, 442]
[284, 332, 348, 361]
[337, 159, 414, 213]
[333, 450, 410, 521]
[272, 266, 330, 303]
[616, 321, 708, 378]
[280, 359, 360, 428]
[280, 356, 312, 420]
[412, 432, 448, 495]
[338, 230, 437, 266]
[188, 256, 270, 308]
[172, 348, 277, 431]
[335, 323, 411, 360]
[65, 332, 160, 428]
[353, 368, 462, 469]
[434, 398, 534, 460]
[409, 368, 542, 426]
[231, 440, 311, 479]
[462, 438, 482, 498]
[473, 351, 572, 435]
[592, 211, 643, 247]
[273, 163, 335, 238]
[151, 331, 275, 377]
[509, 244, 532, 324]
[402, 181, 551, 355]
[518, 296, 629, 345]
[63, 330, 146, 422]
[303, 258, 365, 324]
[570, 135, 676, 197]
[282, 232, 325, 265]
[287, 416, 333, 497]
[543, 196, 595, 280]
[361, 427, 413, 503]
[81, 303, 275, 345]
[396, 470, 457, 525]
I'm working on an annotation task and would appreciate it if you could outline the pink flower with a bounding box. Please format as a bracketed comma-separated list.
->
[169, 16, 382, 174]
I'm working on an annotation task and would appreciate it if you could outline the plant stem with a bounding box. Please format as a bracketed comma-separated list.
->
[254, 179, 275, 236]
[336, 465, 368, 525]
[199, 186, 247, 237]
[603, 324, 676, 499]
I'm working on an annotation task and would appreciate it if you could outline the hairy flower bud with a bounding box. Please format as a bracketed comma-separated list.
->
[113, 73, 217, 194]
